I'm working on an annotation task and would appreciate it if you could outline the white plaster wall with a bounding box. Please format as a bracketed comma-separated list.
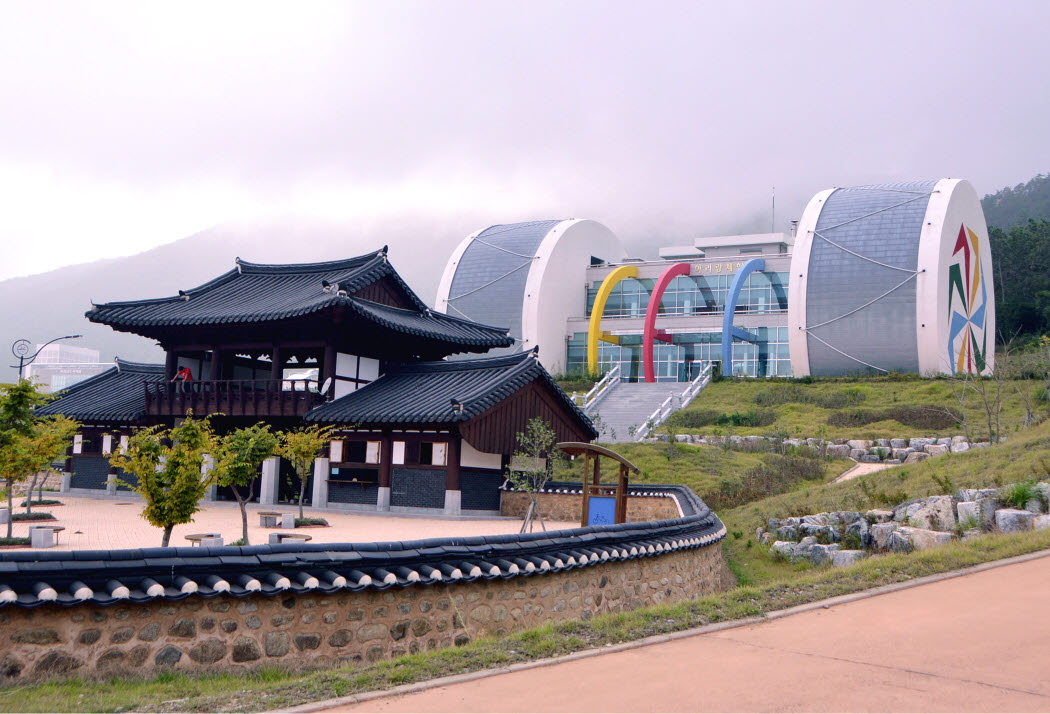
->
[521, 219, 627, 373]
[461, 440, 502, 469]
[787, 188, 835, 377]
[916, 179, 995, 375]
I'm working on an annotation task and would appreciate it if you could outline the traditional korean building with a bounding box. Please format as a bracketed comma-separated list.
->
[39, 248, 597, 514]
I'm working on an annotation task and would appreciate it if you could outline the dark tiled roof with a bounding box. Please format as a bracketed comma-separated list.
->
[305, 351, 595, 435]
[84, 250, 512, 349]
[346, 299, 513, 349]
[0, 483, 725, 608]
[35, 360, 164, 423]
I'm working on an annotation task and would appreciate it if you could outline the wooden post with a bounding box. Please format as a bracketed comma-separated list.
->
[270, 345, 283, 382]
[580, 451, 590, 527]
[617, 464, 628, 524]
[444, 434, 461, 515]
[210, 347, 222, 381]
[322, 343, 337, 387]
[164, 350, 178, 380]
[377, 431, 393, 511]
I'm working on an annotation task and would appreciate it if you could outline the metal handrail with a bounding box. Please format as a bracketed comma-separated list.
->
[635, 392, 675, 441]
[573, 364, 621, 414]
[635, 363, 714, 441]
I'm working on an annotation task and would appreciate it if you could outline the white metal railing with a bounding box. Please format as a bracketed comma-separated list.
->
[679, 362, 714, 410]
[635, 362, 714, 441]
[572, 364, 621, 414]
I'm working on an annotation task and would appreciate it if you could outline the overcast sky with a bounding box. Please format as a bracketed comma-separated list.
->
[1, 1, 1048, 281]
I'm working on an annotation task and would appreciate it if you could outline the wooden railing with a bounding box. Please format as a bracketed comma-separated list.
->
[144, 379, 324, 418]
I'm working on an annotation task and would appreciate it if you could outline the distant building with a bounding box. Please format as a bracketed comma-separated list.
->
[24, 344, 110, 392]
[437, 179, 995, 379]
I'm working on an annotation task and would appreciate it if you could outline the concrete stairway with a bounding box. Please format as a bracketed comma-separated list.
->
[589, 381, 684, 443]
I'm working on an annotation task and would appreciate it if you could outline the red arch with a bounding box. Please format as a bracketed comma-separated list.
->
[643, 262, 692, 383]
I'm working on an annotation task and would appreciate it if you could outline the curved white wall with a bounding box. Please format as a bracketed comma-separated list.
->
[521, 219, 626, 373]
[915, 179, 995, 375]
[787, 189, 835, 377]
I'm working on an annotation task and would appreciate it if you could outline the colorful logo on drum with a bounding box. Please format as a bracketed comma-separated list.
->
[947, 224, 988, 373]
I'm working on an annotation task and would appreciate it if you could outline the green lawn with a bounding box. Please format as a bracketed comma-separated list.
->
[669, 377, 1037, 439]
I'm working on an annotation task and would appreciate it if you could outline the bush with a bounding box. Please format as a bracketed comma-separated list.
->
[295, 517, 329, 527]
[667, 408, 776, 429]
[20, 499, 62, 507]
[711, 453, 826, 509]
[827, 406, 961, 430]
[999, 480, 1041, 510]
[667, 409, 722, 429]
[753, 385, 866, 409]
[0, 537, 30, 546]
[11, 512, 54, 521]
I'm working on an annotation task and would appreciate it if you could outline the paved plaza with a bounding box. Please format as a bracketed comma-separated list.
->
[2, 494, 572, 551]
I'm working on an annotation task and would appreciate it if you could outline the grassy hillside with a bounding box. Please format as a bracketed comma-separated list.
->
[666, 377, 1035, 440]
[717, 416, 1050, 585]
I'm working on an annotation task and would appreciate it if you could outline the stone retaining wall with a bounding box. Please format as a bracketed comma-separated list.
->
[0, 544, 732, 680]
[500, 491, 681, 523]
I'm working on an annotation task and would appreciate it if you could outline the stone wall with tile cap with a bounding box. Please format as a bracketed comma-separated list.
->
[0, 543, 732, 680]
[500, 490, 681, 524]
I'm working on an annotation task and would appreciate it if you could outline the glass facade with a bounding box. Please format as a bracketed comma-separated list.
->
[586, 271, 788, 317]
[573, 268, 790, 381]
[565, 327, 791, 381]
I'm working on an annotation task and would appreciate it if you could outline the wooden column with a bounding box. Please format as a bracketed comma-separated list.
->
[322, 343, 337, 387]
[164, 350, 178, 380]
[377, 431, 393, 511]
[209, 348, 222, 381]
[270, 345, 283, 382]
[444, 433, 462, 515]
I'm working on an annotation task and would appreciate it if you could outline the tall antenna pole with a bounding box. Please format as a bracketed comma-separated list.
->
[771, 185, 775, 233]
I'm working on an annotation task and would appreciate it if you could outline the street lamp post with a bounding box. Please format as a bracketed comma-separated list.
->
[10, 335, 83, 381]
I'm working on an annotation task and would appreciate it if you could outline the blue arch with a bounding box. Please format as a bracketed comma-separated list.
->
[720, 258, 766, 375]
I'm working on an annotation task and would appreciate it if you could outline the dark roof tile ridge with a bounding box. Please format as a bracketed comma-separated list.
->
[454, 355, 540, 413]
[235, 250, 384, 275]
[113, 359, 167, 374]
[350, 297, 510, 334]
[36, 365, 120, 406]
[88, 266, 242, 313]
[389, 351, 532, 375]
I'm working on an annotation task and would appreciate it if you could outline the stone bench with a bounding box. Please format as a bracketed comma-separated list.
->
[185, 533, 223, 547]
[268, 532, 312, 545]
[258, 511, 294, 528]
[29, 525, 65, 548]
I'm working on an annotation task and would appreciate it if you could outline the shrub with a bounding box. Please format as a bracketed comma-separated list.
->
[667, 409, 722, 429]
[0, 537, 30, 546]
[11, 512, 54, 521]
[753, 385, 866, 409]
[20, 499, 62, 507]
[827, 406, 961, 430]
[667, 408, 775, 429]
[999, 480, 1040, 510]
[295, 517, 329, 527]
[711, 453, 826, 509]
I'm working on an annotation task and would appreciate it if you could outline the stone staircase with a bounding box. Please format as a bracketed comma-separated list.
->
[589, 382, 685, 443]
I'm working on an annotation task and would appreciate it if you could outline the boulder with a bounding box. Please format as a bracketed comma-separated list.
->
[957, 488, 998, 503]
[827, 444, 851, 459]
[859, 454, 882, 463]
[675, 434, 690, 442]
[977, 497, 1001, 530]
[848, 439, 873, 450]
[897, 526, 953, 551]
[1024, 498, 1045, 514]
[956, 501, 981, 529]
[875, 438, 892, 448]
[1033, 515, 1050, 531]
[936, 437, 952, 445]
[951, 435, 968, 446]
[866, 509, 894, 523]
[909, 437, 935, 449]
[906, 495, 956, 531]
[887, 530, 914, 553]
[846, 518, 871, 547]
[892, 448, 911, 460]
[950, 442, 970, 454]
[850, 449, 867, 460]
[871, 523, 898, 550]
[995, 509, 1036, 533]
[828, 511, 863, 526]
[889, 439, 908, 449]
[961, 529, 984, 541]
[971, 442, 991, 449]
[807, 543, 841, 566]
[770, 541, 797, 559]
[883, 459, 902, 465]
[925, 444, 949, 456]
[903, 452, 929, 465]
[893, 500, 924, 523]
[801, 514, 829, 527]
[831, 550, 868, 568]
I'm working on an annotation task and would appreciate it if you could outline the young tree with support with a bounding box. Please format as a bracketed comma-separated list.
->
[110, 414, 216, 547]
[278, 425, 336, 520]
[213, 423, 279, 546]
[0, 380, 79, 537]
[505, 417, 562, 533]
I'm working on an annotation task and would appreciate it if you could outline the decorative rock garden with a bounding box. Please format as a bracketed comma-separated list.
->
[757, 482, 1050, 567]
[650, 434, 994, 464]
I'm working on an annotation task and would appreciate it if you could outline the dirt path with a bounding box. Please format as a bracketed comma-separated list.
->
[834, 460, 892, 483]
[318, 554, 1050, 713]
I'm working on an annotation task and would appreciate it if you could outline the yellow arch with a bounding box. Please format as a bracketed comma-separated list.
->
[587, 265, 639, 374]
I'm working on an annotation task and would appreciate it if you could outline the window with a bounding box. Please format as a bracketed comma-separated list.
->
[342, 440, 380, 464]
[419, 442, 447, 466]
[392, 441, 406, 465]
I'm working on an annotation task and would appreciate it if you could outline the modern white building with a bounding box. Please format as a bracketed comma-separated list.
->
[24, 344, 110, 392]
[437, 179, 994, 380]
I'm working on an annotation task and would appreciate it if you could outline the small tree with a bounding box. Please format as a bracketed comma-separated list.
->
[21, 415, 79, 515]
[110, 415, 216, 547]
[0, 380, 78, 537]
[505, 417, 562, 533]
[213, 423, 279, 545]
[277, 425, 336, 520]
